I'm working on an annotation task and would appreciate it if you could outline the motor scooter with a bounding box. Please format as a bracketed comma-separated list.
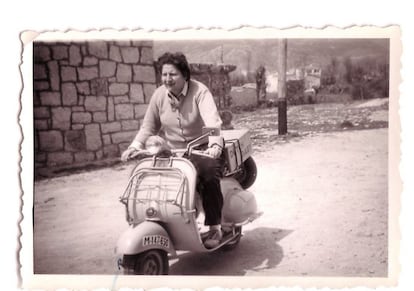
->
[115, 128, 261, 275]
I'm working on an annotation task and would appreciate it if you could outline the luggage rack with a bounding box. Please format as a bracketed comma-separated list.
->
[120, 167, 188, 223]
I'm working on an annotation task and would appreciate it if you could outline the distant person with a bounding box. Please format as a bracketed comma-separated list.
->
[256, 66, 267, 105]
[121, 52, 225, 249]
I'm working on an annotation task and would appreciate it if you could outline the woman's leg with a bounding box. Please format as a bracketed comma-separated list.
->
[190, 155, 224, 226]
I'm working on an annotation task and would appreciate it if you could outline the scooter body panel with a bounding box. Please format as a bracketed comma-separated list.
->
[115, 221, 176, 257]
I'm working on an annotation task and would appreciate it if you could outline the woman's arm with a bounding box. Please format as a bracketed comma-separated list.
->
[129, 94, 161, 149]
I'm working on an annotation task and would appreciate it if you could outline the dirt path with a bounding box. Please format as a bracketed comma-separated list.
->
[33, 128, 388, 276]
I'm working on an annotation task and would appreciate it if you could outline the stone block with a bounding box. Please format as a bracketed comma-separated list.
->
[52, 107, 71, 130]
[84, 96, 107, 112]
[61, 66, 77, 82]
[72, 124, 84, 130]
[72, 106, 84, 112]
[62, 82, 78, 105]
[130, 83, 145, 103]
[143, 83, 156, 102]
[47, 152, 73, 166]
[69, 44, 82, 66]
[35, 152, 47, 163]
[83, 56, 98, 66]
[72, 112, 92, 124]
[47, 61, 60, 91]
[109, 83, 129, 95]
[118, 142, 130, 153]
[121, 47, 140, 64]
[116, 63, 132, 82]
[100, 60, 116, 77]
[93, 112, 107, 123]
[134, 104, 148, 119]
[140, 47, 153, 64]
[115, 40, 131, 46]
[34, 45, 51, 62]
[78, 66, 98, 81]
[65, 130, 86, 151]
[101, 121, 121, 134]
[107, 97, 115, 121]
[90, 78, 109, 96]
[34, 120, 48, 130]
[114, 95, 129, 104]
[52, 45, 68, 60]
[109, 45, 122, 62]
[85, 123, 102, 151]
[121, 120, 139, 131]
[103, 144, 119, 158]
[132, 40, 153, 47]
[111, 131, 136, 144]
[33, 92, 41, 106]
[76, 82, 90, 95]
[78, 94, 85, 105]
[34, 64, 47, 80]
[34, 107, 50, 119]
[133, 65, 155, 83]
[96, 150, 103, 160]
[74, 151, 96, 163]
[81, 44, 87, 55]
[40, 92, 61, 106]
[115, 104, 134, 120]
[88, 41, 108, 59]
[102, 134, 111, 145]
[34, 81, 49, 91]
[38, 130, 63, 151]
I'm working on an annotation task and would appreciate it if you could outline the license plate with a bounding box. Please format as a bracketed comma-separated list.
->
[143, 235, 170, 248]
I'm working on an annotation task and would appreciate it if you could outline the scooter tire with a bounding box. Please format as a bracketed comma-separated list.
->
[122, 250, 169, 275]
[234, 157, 257, 189]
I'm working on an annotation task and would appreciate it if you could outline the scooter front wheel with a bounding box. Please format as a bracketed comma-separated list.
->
[122, 250, 169, 275]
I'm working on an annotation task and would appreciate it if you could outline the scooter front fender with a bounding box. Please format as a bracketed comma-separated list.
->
[115, 221, 176, 257]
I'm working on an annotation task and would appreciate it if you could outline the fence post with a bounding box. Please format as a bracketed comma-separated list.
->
[278, 38, 288, 135]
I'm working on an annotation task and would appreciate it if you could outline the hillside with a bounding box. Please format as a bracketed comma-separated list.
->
[154, 38, 389, 73]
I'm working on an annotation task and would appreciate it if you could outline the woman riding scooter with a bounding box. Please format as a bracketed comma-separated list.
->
[121, 52, 224, 249]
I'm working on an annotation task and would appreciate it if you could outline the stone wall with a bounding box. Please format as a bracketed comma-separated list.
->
[33, 40, 156, 173]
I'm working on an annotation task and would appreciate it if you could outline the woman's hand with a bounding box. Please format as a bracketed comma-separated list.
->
[203, 144, 222, 159]
[121, 147, 139, 162]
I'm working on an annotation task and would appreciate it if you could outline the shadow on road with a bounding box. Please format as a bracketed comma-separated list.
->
[169, 227, 292, 276]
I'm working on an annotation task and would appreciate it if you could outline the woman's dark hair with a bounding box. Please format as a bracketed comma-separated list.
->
[157, 52, 191, 81]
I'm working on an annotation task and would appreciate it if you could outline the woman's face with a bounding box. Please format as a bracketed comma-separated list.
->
[161, 64, 186, 96]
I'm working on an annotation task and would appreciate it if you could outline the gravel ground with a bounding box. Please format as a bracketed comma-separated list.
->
[31, 99, 390, 278]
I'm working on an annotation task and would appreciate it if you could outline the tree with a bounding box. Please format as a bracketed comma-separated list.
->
[344, 57, 353, 83]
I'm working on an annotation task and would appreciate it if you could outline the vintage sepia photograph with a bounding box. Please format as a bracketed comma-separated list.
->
[20, 27, 400, 289]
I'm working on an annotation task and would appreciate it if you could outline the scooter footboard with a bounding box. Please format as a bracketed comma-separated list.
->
[115, 221, 176, 257]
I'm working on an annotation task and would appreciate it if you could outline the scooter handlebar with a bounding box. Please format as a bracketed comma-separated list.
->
[127, 148, 214, 161]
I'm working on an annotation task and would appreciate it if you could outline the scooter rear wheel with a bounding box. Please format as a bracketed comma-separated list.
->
[234, 157, 257, 189]
[122, 250, 169, 275]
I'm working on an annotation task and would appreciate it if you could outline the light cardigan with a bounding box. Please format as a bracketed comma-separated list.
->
[129, 79, 223, 150]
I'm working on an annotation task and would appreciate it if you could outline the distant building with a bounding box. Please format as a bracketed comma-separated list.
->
[304, 64, 322, 89]
[231, 65, 322, 107]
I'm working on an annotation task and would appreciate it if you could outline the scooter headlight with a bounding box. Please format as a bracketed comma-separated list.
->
[146, 207, 157, 217]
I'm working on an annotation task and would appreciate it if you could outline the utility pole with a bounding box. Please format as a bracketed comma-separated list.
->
[278, 39, 288, 135]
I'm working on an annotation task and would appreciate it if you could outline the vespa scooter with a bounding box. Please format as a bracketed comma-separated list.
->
[115, 128, 261, 275]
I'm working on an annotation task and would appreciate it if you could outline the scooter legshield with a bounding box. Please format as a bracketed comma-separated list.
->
[115, 221, 176, 257]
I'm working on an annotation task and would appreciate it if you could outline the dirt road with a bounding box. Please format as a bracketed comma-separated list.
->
[33, 127, 388, 277]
